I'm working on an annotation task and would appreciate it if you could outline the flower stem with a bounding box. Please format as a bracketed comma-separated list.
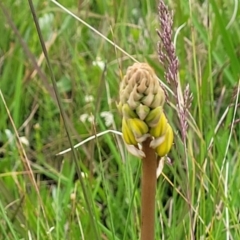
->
[141, 138, 157, 240]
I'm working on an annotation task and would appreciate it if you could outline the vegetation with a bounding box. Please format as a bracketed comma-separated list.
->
[0, 0, 239, 239]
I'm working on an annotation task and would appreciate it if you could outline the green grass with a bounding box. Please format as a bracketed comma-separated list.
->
[0, 0, 240, 239]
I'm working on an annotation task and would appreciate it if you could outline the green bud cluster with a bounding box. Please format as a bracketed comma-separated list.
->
[118, 63, 173, 158]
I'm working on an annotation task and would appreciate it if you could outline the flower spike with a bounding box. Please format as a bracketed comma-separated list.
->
[118, 62, 173, 157]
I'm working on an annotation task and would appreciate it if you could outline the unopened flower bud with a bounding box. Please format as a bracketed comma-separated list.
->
[118, 62, 173, 157]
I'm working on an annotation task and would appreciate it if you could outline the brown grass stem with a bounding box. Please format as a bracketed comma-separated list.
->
[141, 138, 158, 240]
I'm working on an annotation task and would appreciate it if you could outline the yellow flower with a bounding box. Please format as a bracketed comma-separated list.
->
[118, 62, 173, 157]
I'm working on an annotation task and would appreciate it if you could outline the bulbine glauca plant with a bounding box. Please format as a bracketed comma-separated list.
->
[118, 62, 174, 240]
[118, 62, 173, 159]
[117, 0, 193, 236]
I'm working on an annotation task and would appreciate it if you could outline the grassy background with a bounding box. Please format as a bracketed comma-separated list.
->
[0, 0, 240, 239]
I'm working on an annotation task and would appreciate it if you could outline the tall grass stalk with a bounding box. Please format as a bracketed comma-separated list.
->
[27, 0, 100, 239]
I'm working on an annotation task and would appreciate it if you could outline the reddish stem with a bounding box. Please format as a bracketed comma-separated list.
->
[141, 138, 158, 240]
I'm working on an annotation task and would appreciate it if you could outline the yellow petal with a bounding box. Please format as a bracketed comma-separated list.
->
[128, 118, 149, 140]
[155, 124, 173, 157]
[122, 118, 137, 145]
[122, 104, 137, 119]
[150, 112, 168, 137]
[145, 106, 163, 127]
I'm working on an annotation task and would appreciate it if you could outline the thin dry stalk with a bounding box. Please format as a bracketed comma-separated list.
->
[0, 90, 51, 234]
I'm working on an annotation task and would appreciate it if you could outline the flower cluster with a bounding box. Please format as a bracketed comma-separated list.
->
[118, 62, 173, 158]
